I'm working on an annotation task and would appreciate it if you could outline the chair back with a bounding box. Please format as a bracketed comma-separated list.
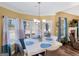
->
[69, 32, 77, 47]
[14, 39, 24, 55]
[69, 33, 76, 44]
[14, 43, 24, 56]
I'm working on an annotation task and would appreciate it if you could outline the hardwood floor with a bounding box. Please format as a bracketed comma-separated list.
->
[46, 44, 79, 56]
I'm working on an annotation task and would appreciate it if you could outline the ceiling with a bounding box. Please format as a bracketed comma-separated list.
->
[0, 2, 79, 16]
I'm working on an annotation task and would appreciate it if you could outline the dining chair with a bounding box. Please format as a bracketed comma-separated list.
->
[69, 30, 79, 50]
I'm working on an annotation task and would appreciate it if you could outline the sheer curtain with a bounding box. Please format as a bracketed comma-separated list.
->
[3, 16, 20, 55]
[58, 17, 68, 41]
[58, 17, 61, 41]
[3, 16, 8, 53]
[14, 18, 20, 44]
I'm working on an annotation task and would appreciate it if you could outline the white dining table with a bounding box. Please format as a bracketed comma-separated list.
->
[24, 37, 62, 56]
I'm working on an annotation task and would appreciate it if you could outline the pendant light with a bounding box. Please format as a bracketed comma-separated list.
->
[38, 2, 40, 18]
[37, 2, 43, 41]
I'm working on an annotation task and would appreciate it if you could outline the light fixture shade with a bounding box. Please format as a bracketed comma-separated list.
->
[34, 19, 37, 22]
[42, 19, 46, 23]
[34, 19, 40, 23]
